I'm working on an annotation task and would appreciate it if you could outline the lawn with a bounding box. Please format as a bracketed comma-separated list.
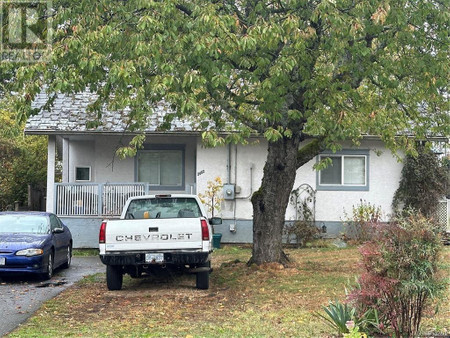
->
[8, 245, 450, 337]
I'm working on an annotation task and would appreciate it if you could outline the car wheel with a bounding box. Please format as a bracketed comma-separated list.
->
[42, 252, 54, 280]
[106, 265, 123, 290]
[61, 245, 72, 269]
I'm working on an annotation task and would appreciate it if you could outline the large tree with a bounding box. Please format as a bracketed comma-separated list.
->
[3, 0, 449, 264]
[0, 108, 47, 210]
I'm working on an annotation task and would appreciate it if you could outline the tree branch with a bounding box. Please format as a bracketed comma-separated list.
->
[296, 137, 325, 169]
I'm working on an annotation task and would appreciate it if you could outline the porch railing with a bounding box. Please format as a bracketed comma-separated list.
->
[55, 183, 196, 217]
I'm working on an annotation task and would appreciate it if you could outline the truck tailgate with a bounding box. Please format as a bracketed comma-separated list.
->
[104, 218, 203, 252]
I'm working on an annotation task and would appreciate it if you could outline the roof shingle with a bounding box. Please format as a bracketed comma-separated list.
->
[25, 91, 195, 134]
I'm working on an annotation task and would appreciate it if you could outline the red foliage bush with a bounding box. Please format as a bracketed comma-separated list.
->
[348, 213, 445, 337]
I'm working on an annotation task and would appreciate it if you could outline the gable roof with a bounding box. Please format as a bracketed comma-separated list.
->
[25, 91, 195, 135]
[25, 91, 448, 143]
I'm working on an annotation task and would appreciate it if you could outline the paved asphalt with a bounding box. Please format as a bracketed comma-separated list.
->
[0, 256, 105, 337]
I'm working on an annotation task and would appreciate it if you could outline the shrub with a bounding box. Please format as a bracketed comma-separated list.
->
[285, 186, 319, 247]
[315, 300, 356, 335]
[393, 145, 447, 217]
[315, 300, 379, 337]
[343, 200, 382, 243]
[284, 219, 320, 247]
[348, 212, 445, 337]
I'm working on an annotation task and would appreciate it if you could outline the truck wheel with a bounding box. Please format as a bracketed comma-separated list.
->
[106, 265, 123, 290]
[196, 271, 209, 290]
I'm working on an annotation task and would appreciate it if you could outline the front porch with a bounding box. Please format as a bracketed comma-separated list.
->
[54, 182, 197, 217]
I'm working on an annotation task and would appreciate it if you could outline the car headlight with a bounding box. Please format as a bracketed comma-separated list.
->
[16, 248, 44, 257]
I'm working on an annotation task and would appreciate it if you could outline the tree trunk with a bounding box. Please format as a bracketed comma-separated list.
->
[249, 136, 302, 265]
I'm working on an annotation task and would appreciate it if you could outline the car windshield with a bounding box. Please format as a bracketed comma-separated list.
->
[0, 215, 49, 234]
[126, 197, 202, 219]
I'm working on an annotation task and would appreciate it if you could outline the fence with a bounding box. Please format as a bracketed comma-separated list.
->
[55, 183, 154, 216]
[437, 199, 450, 231]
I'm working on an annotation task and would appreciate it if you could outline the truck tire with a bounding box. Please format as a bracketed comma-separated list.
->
[106, 265, 123, 290]
[196, 270, 209, 290]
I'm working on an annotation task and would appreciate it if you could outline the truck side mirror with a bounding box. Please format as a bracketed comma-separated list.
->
[209, 217, 222, 225]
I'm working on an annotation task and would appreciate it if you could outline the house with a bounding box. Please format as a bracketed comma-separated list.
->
[25, 92, 449, 248]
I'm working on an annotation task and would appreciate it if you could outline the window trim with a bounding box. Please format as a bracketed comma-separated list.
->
[316, 149, 370, 191]
[75, 166, 91, 182]
[135, 144, 185, 191]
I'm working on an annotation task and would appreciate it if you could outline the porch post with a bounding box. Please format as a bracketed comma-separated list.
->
[46, 135, 56, 212]
[62, 137, 69, 183]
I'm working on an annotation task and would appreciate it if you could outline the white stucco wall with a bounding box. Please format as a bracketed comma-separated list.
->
[308, 140, 403, 223]
[195, 140, 267, 219]
[63, 134, 403, 223]
[196, 138, 403, 223]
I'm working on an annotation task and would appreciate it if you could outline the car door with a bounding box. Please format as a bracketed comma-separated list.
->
[49, 214, 66, 267]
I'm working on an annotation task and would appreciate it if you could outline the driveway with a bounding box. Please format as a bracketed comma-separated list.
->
[0, 256, 104, 337]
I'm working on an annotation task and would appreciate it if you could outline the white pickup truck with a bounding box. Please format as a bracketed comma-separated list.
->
[99, 194, 221, 290]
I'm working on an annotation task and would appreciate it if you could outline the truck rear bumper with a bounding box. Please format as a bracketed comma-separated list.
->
[100, 251, 210, 266]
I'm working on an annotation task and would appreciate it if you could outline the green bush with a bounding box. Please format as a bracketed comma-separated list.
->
[315, 300, 381, 337]
[348, 212, 446, 337]
[393, 145, 447, 217]
[284, 219, 320, 247]
[315, 300, 356, 335]
[343, 200, 382, 243]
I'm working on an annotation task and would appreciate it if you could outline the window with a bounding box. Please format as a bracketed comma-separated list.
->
[317, 151, 369, 191]
[49, 214, 63, 231]
[137, 146, 184, 190]
[126, 197, 201, 219]
[75, 167, 91, 181]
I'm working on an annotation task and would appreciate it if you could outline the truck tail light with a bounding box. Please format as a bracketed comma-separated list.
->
[201, 219, 210, 241]
[99, 221, 107, 243]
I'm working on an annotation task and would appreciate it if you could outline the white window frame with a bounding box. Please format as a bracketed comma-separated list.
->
[75, 166, 91, 182]
[136, 145, 185, 190]
[317, 150, 369, 191]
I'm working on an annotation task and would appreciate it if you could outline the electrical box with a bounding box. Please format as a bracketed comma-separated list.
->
[223, 184, 235, 200]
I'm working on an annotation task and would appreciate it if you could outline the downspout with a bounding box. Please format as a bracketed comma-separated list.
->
[231, 145, 254, 233]
[227, 143, 232, 184]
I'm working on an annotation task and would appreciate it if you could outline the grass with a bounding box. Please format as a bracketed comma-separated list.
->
[72, 248, 99, 257]
[8, 245, 450, 337]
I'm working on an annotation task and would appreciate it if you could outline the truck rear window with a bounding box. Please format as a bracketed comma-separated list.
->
[125, 197, 202, 219]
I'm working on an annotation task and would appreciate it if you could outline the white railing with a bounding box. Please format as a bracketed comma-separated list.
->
[54, 183, 196, 217]
[56, 184, 100, 216]
[102, 184, 147, 216]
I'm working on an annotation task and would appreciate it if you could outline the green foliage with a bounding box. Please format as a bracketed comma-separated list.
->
[343, 200, 382, 243]
[393, 145, 447, 217]
[0, 109, 47, 210]
[343, 323, 366, 338]
[316, 299, 383, 336]
[349, 212, 446, 337]
[315, 300, 356, 335]
[2, 0, 448, 150]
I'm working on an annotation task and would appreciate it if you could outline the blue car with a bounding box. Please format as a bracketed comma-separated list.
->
[0, 212, 73, 280]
